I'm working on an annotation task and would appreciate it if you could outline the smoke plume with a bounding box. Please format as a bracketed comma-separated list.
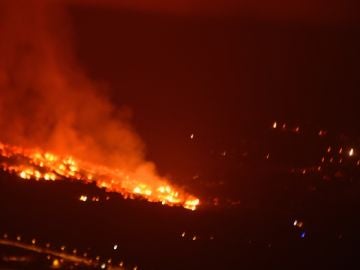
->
[0, 0, 160, 182]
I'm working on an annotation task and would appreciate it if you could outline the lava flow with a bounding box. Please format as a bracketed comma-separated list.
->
[0, 142, 200, 211]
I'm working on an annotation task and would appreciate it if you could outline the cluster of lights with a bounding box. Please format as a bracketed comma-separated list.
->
[1, 233, 132, 269]
[272, 121, 328, 137]
[271, 121, 360, 181]
[291, 144, 359, 178]
[180, 231, 215, 241]
[0, 142, 199, 210]
[78, 195, 106, 203]
[272, 121, 301, 134]
[293, 220, 307, 239]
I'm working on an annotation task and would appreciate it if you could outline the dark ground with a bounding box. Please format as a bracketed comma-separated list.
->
[1, 124, 360, 269]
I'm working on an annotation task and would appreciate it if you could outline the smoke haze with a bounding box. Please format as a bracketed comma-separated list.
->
[0, 0, 161, 181]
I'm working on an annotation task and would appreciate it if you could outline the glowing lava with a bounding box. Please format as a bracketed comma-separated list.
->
[0, 142, 199, 210]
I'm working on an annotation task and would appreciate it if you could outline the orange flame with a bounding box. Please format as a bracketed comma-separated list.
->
[0, 142, 199, 210]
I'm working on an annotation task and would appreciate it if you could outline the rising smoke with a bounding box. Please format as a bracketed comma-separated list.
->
[0, 0, 161, 182]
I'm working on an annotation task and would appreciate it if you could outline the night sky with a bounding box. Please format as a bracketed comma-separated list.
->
[70, 3, 360, 178]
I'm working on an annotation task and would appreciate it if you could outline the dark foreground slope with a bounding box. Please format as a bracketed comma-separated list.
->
[0, 166, 359, 270]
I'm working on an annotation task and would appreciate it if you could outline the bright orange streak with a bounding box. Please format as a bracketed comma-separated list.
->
[0, 142, 199, 210]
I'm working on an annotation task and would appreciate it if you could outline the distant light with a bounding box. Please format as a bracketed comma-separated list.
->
[52, 259, 60, 268]
[60, 245, 65, 251]
[16, 236, 21, 241]
[272, 122, 277, 129]
[190, 133, 195, 139]
[192, 236, 197, 241]
[91, 196, 100, 202]
[113, 244, 118, 250]
[293, 220, 304, 228]
[31, 238, 36, 245]
[300, 232, 306, 238]
[79, 195, 88, 202]
[349, 148, 354, 157]
[181, 232, 186, 238]
[100, 263, 106, 269]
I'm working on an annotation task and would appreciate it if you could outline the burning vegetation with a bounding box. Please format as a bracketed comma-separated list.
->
[0, 0, 199, 211]
[0, 142, 199, 210]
